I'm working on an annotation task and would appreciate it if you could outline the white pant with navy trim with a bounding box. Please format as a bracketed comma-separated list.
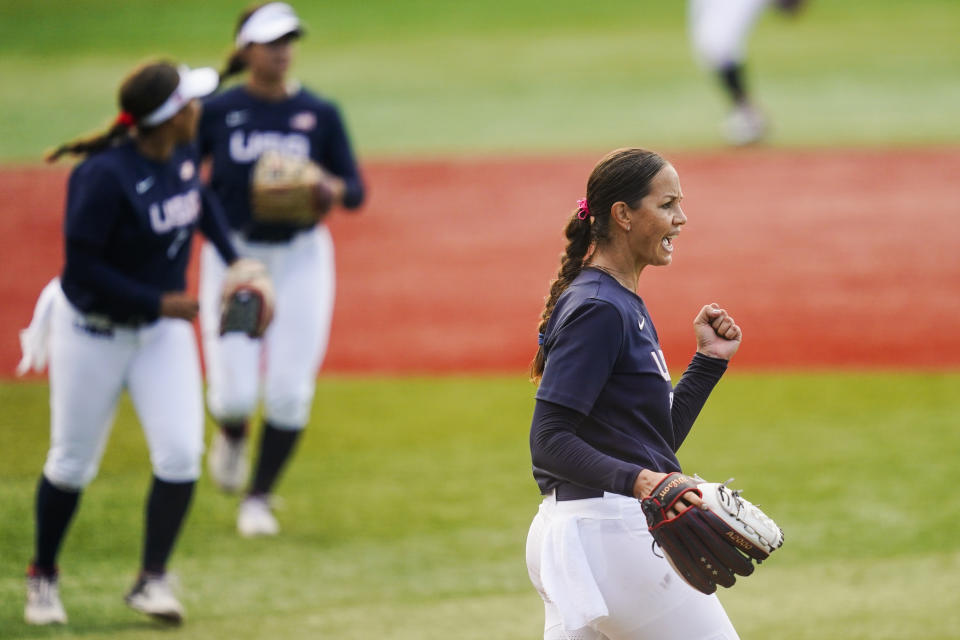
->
[200, 225, 335, 430]
[44, 290, 204, 489]
[689, 0, 773, 70]
[526, 491, 740, 640]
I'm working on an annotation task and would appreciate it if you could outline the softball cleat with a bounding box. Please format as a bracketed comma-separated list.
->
[125, 573, 184, 624]
[207, 430, 249, 494]
[237, 495, 280, 537]
[724, 103, 768, 146]
[25, 573, 67, 625]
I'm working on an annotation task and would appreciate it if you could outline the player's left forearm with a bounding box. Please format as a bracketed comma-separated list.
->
[670, 353, 728, 449]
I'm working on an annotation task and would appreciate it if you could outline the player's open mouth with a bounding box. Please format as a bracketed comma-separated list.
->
[662, 234, 677, 252]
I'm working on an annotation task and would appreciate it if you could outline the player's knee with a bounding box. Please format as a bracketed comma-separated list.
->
[214, 399, 258, 423]
[43, 448, 100, 491]
[263, 388, 312, 430]
[208, 384, 258, 422]
[692, 31, 739, 70]
[43, 455, 98, 490]
[152, 442, 202, 482]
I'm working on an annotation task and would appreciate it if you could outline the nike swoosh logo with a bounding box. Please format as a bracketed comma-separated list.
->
[639, 315, 646, 331]
[226, 110, 248, 127]
[136, 177, 154, 194]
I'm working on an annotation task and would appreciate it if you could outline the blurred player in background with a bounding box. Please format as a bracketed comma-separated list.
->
[197, 2, 365, 537]
[525, 148, 743, 638]
[23, 60, 236, 625]
[689, 0, 807, 145]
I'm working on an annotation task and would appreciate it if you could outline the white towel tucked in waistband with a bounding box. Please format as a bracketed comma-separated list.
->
[540, 513, 608, 631]
[537, 494, 627, 632]
[16, 277, 61, 376]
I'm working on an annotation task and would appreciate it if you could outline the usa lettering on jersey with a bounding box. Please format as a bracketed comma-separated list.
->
[149, 189, 201, 234]
[650, 349, 671, 381]
[229, 130, 311, 163]
[650, 349, 675, 409]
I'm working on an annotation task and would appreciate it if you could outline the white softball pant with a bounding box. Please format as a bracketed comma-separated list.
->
[689, 0, 773, 70]
[526, 491, 740, 640]
[44, 289, 204, 489]
[199, 225, 335, 430]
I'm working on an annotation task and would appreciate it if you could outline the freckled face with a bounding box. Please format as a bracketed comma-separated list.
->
[626, 163, 687, 268]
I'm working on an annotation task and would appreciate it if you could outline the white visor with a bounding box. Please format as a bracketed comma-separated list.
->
[235, 2, 302, 48]
[140, 66, 219, 127]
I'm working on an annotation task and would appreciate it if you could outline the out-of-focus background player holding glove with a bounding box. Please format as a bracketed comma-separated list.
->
[688, 0, 808, 145]
[196, 2, 365, 537]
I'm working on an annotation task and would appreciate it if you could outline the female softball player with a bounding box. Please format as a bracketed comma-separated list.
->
[23, 60, 237, 626]
[688, 0, 807, 145]
[525, 148, 744, 639]
[197, 2, 365, 537]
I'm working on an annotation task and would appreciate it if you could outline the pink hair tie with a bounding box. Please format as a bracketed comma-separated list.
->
[576, 198, 589, 220]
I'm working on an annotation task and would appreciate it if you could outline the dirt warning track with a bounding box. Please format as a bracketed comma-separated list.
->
[2, 148, 958, 377]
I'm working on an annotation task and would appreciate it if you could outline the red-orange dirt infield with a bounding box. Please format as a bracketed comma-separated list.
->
[2, 148, 958, 378]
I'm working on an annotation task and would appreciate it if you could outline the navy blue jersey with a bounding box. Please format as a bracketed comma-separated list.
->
[60, 140, 237, 324]
[531, 267, 727, 496]
[198, 86, 365, 240]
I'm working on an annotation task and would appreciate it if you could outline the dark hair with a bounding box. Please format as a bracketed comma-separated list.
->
[530, 148, 666, 383]
[218, 5, 262, 82]
[46, 61, 180, 162]
[219, 3, 302, 84]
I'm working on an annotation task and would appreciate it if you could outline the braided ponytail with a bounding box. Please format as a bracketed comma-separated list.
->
[45, 121, 132, 163]
[46, 61, 180, 163]
[530, 148, 666, 384]
[530, 212, 593, 382]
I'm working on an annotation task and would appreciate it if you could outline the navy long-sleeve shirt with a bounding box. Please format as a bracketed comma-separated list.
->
[530, 267, 728, 497]
[198, 86, 365, 241]
[60, 140, 237, 324]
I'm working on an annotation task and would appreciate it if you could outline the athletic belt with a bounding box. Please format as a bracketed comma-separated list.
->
[74, 312, 150, 335]
[554, 483, 605, 501]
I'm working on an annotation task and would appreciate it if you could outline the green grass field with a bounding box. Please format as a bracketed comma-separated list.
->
[2, 373, 960, 639]
[1, 0, 958, 161]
